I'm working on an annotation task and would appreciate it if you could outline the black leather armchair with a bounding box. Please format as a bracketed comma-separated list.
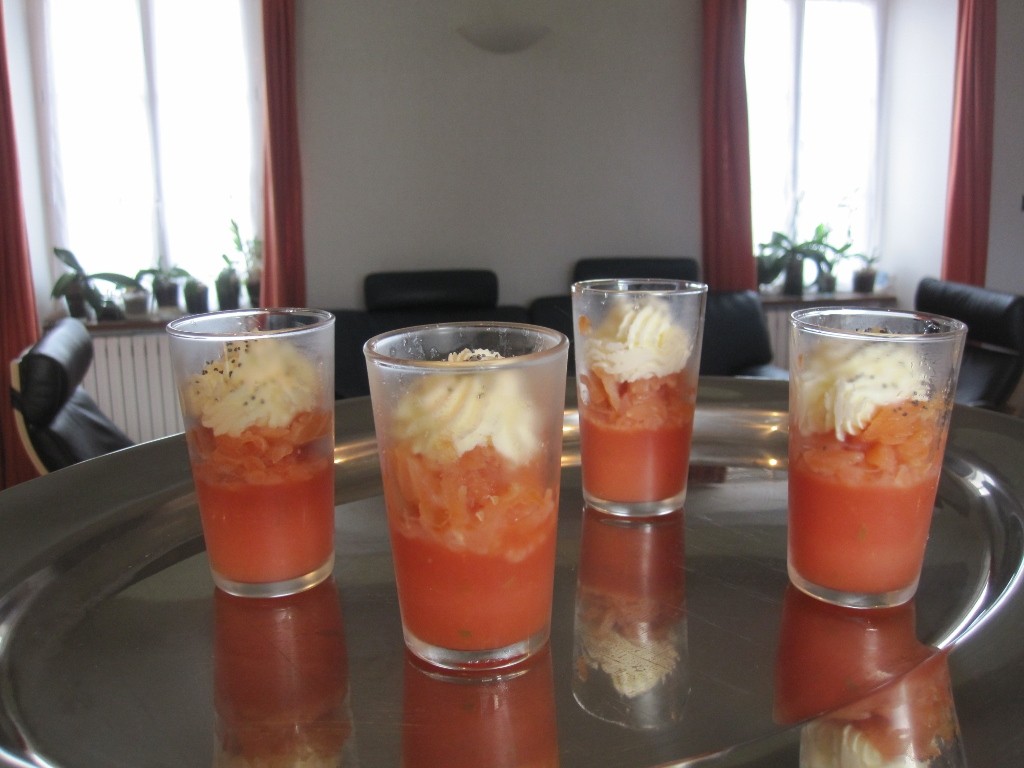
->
[572, 256, 700, 283]
[915, 277, 1024, 411]
[700, 290, 787, 378]
[363, 269, 500, 311]
[329, 269, 530, 399]
[10, 318, 133, 474]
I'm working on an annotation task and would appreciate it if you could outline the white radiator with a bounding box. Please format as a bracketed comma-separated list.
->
[83, 331, 184, 444]
[761, 293, 899, 371]
[763, 306, 794, 370]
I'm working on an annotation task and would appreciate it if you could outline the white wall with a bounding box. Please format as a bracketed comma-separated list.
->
[7, 1, 1020, 315]
[298, 1, 703, 309]
[985, 0, 1024, 295]
[4, 0, 52, 327]
[877, 0, 957, 310]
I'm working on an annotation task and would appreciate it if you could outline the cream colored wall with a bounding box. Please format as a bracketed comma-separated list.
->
[7, 1, 1021, 315]
[985, 0, 1024, 297]
[297, 1, 703, 309]
[877, 0, 957, 310]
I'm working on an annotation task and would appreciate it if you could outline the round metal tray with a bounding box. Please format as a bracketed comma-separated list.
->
[0, 377, 1022, 767]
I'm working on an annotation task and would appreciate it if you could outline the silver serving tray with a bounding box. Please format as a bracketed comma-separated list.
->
[0, 377, 1022, 767]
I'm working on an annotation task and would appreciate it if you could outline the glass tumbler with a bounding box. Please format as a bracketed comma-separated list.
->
[571, 279, 707, 516]
[364, 322, 569, 671]
[167, 308, 336, 598]
[787, 307, 965, 608]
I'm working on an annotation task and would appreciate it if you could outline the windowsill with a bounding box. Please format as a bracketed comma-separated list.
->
[758, 289, 897, 306]
[53, 312, 185, 335]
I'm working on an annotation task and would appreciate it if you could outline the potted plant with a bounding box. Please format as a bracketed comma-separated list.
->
[215, 254, 241, 310]
[230, 219, 263, 307]
[756, 225, 852, 297]
[852, 253, 880, 294]
[184, 276, 210, 314]
[121, 284, 151, 318]
[51, 247, 144, 321]
[136, 265, 192, 315]
[812, 238, 854, 294]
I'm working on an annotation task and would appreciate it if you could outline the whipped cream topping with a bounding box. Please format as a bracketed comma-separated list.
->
[584, 297, 692, 381]
[183, 338, 320, 436]
[581, 626, 679, 699]
[392, 348, 540, 464]
[800, 720, 927, 768]
[795, 339, 930, 440]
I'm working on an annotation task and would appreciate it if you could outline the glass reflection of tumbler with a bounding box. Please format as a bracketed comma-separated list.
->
[774, 585, 966, 767]
[213, 579, 354, 766]
[572, 506, 688, 729]
[800, 653, 966, 767]
[401, 649, 559, 767]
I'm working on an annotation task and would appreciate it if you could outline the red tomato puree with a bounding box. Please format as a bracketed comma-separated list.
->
[381, 442, 558, 652]
[579, 369, 695, 503]
[188, 409, 335, 584]
[788, 400, 946, 596]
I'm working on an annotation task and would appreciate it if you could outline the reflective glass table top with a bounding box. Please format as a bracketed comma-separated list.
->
[0, 377, 1022, 767]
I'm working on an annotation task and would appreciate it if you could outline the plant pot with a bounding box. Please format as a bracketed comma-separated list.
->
[245, 277, 261, 308]
[64, 292, 90, 320]
[216, 274, 241, 311]
[96, 298, 125, 322]
[783, 260, 804, 297]
[153, 280, 181, 310]
[185, 283, 210, 315]
[817, 272, 837, 294]
[853, 269, 877, 294]
[122, 288, 151, 319]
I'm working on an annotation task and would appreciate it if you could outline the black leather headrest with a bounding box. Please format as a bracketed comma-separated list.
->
[915, 277, 1024, 351]
[16, 318, 94, 427]
[572, 257, 701, 284]
[700, 290, 774, 374]
[364, 269, 499, 311]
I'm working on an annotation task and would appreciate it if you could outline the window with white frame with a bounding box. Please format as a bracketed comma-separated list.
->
[33, 0, 262, 302]
[745, 0, 880, 279]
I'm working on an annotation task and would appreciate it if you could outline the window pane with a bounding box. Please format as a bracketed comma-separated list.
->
[44, 0, 260, 295]
[746, 0, 796, 248]
[746, 0, 879, 259]
[151, 0, 258, 289]
[796, 0, 877, 252]
[49, 0, 157, 281]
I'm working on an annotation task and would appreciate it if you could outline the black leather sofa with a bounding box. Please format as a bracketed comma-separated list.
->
[327, 269, 529, 399]
[326, 263, 786, 400]
[915, 277, 1024, 411]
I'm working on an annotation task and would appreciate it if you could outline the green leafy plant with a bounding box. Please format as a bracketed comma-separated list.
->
[136, 264, 192, 309]
[230, 219, 263, 281]
[216, 253, 241, 310]
[135, 264, 192, 288]
[184, 276, 209, 314]
[852, 251, 881, 293]
[51, 247, 143, 316]
[756, 225, 855, 294]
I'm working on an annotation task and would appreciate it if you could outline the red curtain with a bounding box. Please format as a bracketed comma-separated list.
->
[941, 0, 996, 286]
[700, 0, 756, 292]
[0, 3, 41, 488]
[261, 0, 306, 307]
